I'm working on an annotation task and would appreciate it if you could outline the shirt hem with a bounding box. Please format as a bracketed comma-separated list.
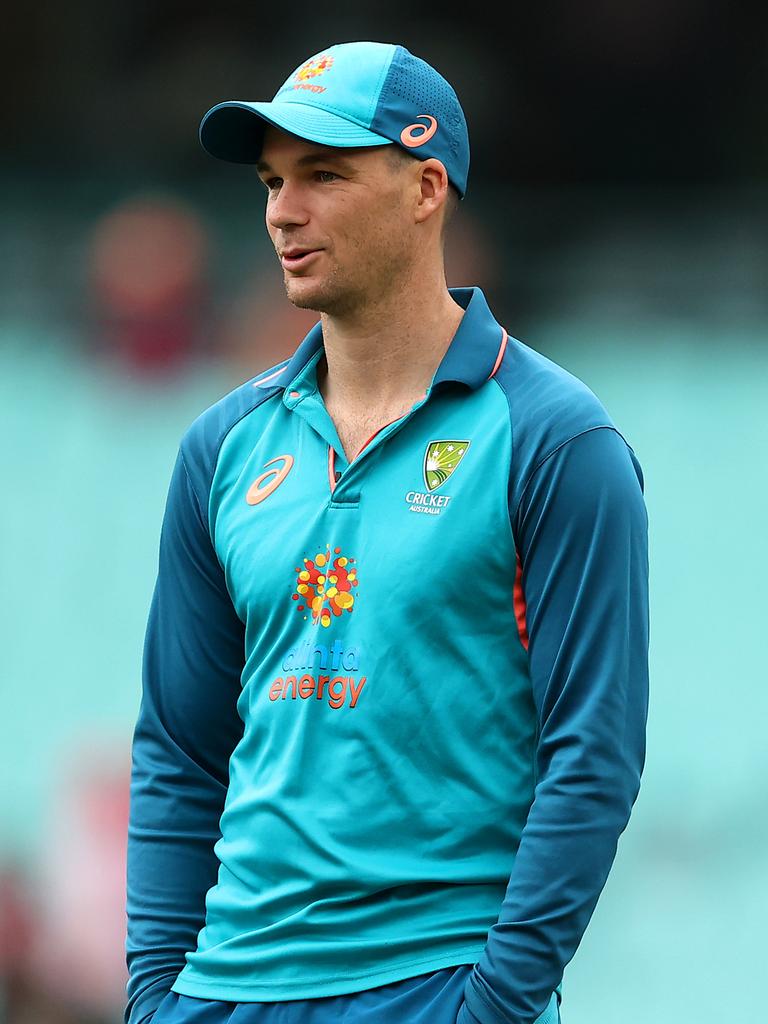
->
[171, 946, 485, 1002]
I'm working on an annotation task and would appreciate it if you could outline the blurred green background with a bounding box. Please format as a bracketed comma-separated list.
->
[1, 5, 766, 1023]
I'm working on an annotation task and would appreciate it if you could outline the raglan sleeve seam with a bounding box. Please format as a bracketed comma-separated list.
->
[178, 445, 209, 535]
[179, 436, 230, 578]
[512, 424, 628, 535]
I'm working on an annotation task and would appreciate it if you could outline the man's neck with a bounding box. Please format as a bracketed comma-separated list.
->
[316, 282, 466, 414]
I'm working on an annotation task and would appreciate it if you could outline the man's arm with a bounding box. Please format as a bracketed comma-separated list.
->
[459, 425, 650, 1024]
[125, 447, 245, 1024]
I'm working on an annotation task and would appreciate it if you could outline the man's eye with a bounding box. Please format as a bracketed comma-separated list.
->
[264, 177, 282, 191]
[316, 170, 338, 183]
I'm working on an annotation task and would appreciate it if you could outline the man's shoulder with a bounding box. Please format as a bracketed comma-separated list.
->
[178, 357, 288, 489]
[493, 332, 618, 458]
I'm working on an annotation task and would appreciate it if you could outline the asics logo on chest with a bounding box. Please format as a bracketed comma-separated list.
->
[246, 455, 294, 506]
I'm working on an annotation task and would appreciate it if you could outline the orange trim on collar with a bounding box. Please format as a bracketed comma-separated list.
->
[488, 328, 508, 380]
[252, 363, 289, 388]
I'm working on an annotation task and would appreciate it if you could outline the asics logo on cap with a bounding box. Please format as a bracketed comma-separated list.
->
[400, 115, 438, 148]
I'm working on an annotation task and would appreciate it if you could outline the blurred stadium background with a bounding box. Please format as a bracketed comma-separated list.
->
[1, 4, 766, 1023]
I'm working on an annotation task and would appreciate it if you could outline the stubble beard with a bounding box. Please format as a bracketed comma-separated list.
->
[283, 237, 416, 318]
[283, 260, 353, 316]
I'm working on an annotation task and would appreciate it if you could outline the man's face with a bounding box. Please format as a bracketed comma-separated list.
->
[256, 125, 415, 315]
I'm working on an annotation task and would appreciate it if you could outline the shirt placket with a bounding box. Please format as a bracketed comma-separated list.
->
[284, 374, 431, 504]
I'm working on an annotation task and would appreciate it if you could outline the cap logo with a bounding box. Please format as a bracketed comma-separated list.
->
[294, 55, 334, 82]
[400, 115, 438, 148]
[278, 54, 335, 96]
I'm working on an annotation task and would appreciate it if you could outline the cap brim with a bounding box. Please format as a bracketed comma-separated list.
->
[199, 101, 394, 162]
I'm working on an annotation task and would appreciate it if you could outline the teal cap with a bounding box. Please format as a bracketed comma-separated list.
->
[199, 41, 470, 198]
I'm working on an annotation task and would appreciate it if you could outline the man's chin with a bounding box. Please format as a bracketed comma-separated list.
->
[284, 278, 336, 313]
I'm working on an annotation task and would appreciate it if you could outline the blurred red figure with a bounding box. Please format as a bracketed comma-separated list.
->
[216, 272, 319, 383]
[87, 194, 210, 375]
[27, 741, 131, 1021]
[0, 861, 36, 1014]
[444, 207, 499, 293]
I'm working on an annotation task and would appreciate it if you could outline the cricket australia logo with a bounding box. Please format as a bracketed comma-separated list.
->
[423, 440, 469, 490]
[405, 439, 470, 516]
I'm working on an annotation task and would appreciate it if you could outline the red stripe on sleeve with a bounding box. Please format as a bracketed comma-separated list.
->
[514, 550, 529, 651]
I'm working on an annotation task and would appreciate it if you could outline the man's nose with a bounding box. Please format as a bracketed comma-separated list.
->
[266, 182, 310, 230]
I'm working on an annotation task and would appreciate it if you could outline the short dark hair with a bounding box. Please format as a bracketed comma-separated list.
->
[386, 145, 459, 238]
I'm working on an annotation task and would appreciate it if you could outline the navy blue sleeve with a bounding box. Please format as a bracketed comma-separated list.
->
[124, 447, 246, 1024]
[459, 425, 650, 1024]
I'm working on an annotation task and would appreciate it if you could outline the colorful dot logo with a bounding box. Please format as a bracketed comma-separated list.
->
[294, 55, 335, 82]
[292, 545, 358, 628]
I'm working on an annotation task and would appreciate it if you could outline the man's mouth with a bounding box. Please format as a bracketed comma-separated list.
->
[280, 248, 322, 271]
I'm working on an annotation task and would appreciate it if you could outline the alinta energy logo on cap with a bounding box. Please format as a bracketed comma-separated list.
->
[292, 54, 335, 93]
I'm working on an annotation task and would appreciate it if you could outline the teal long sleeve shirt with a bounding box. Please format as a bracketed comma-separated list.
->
[125, 286, 649, 1024]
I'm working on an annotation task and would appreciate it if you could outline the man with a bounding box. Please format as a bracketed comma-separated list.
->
[125, 41, 649, 1024]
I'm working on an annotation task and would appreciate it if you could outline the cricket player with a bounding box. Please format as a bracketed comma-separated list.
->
[125, 40, 649, 1024]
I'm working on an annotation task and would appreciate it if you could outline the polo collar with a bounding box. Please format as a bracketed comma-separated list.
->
[252, 286, 507, 394]
[431, 287, 508, 390]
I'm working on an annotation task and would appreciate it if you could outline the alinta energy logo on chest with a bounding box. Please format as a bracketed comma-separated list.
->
[291, 545, 358, 627]
[268, 544, 366, 711]
[405, 439, 470, 515]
